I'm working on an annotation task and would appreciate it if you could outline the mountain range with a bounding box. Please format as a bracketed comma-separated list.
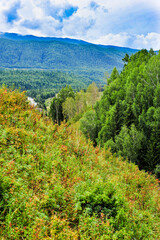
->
[0, 33, 138, 82]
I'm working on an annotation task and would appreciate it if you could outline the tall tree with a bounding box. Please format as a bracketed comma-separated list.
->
[49, 85, 75, 124]
[86, 82, 99, 107]
[94, 49, 160, 174]
[62, 97, 76, 121]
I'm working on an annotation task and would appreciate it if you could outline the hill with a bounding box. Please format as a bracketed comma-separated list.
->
[0, 33, 138, 80]
[0, 87, 160, 239]
[83, 49, 160, 177]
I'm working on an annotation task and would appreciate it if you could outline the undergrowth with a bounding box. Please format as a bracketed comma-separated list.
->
[0, 87, 160, 239]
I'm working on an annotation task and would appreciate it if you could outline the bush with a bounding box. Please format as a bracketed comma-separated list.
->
[80, 110, 97, 143]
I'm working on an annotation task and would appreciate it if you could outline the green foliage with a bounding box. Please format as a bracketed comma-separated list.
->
[111, 124, 145, 165]
[74, 90, 87, 115]
[80, 110, 97, 143]
[0, 69, 89, 104]
[0, 87, 160, 239]
[95, 49, 160, 174]
[75, 180, 123, 218]
[86, 82, 99, 107]
[122, 53, 129, 63]
[62, 97, 76, 121]
[107, 67, 119, 85]
[50, 83, 100, 125]
[49, 85, 75, 124]
[0, 33, 138, 82]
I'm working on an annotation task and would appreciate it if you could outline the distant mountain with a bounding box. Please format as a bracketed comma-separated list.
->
[0, 33, 138, 82]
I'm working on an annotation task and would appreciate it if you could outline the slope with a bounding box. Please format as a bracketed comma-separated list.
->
[0, 87, 160, 239]
[94, 49, 160, 176]
[0, 33, 138, 78]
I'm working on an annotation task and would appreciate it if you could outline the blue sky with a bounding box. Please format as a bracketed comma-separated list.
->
[0, 0, 160, 49]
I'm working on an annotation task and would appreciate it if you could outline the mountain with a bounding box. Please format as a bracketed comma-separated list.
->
[0, 33, 138, 80]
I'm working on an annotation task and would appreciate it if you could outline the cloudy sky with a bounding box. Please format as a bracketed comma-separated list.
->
[0, 0, 160, 49]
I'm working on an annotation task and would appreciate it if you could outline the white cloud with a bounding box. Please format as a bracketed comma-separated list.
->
[0, 0, 160, 49]
[133, 33, 160, 50]
[90, 33, 130, 47]
[90, 32, 160, 50]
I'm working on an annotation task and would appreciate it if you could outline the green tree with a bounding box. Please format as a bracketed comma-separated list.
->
[80, 110, 97, 144]
[49, 85, 75, 124]
[86, 82, 99, 107]
[94, 49, 160, 174]
[146, 126, 160, 172]
[49, 97, 62, 124]
[114, 124, 145, 165]
[122, 53, 129, 63]
[62, 97, 76, 121]
[75, 90, 87, 115]
[107, 67, 119, 85]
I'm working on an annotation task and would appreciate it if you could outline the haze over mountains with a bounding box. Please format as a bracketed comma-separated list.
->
[0, 33, 138, 82]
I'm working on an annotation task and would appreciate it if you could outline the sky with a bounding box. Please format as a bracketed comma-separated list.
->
[0, 0, 160, 49]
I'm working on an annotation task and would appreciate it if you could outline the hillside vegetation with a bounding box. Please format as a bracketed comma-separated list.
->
[0, 33, 138, 81]
[0, 86, 160, 239]
[0, 33, 138, 107]
[79, 49, 160, 177]
[0, 69, 93, 105]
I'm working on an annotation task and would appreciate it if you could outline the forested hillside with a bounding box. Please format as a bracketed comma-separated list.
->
[0, 69, 93, 104]
[0, 33, 138, 81]
[0, 86, 160, 239]
[80, 49, 160, 177]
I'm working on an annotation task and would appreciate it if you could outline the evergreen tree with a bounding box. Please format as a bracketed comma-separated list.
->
[146, 126, 160, 172]
[94, 49, 160, 174]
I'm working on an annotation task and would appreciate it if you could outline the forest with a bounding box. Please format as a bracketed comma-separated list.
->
[75, 49, 160, 178]
[0, 33, 138, 83]
[48, 49, 160, 177]
[0, 48, 160, 239]
[0, 69, 95, 107]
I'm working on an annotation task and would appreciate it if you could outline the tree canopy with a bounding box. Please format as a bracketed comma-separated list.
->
[90, 49, 160, 176]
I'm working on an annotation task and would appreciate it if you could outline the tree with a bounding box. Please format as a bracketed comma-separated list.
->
[122, 53, 129, 63]
[49, 97, 62, 124]
[94, 49, 160, 174]
[144, 53, 160, 88]
[49, 86, 75, 124]
[75, 90, 87, 115]
[86, 82, 99, 107]
[149, 48, 155, 57]
[62, 97, 76, 121]
[80, 110, 97, 144]
[114, 124, 145, 165]
[107, 67, 119, 85]
[145, 126, 160, 172]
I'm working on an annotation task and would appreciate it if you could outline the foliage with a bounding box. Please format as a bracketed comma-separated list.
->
[0, 33, 138, 82]
[50, 83, 100, 124]
[0, 87, 160, 239]
[93, 49, 160, 174]
[62, 97, 76, 121]
[80, 110, 97, 143]
[49, 85, 75, 124]
[86, 82, 99, 107]
[0, 69, 89, 104]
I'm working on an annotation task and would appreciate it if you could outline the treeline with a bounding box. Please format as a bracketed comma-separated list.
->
[49, 83, 99, 124]
[0, 35, 137, 79]
[0, 69, 92, 104]
[79, 49, 160, 177]
[50, 49, 160, 177]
